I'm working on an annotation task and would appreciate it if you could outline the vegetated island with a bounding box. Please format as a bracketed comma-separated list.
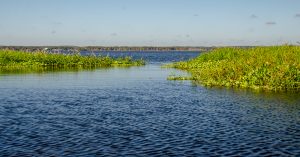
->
[168, 45, 300, 92]
[0, 49, 145, 72]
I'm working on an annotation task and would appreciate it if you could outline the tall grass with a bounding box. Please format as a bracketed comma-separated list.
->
[0, 50, 145, 72]
[169, 45, 300, 92]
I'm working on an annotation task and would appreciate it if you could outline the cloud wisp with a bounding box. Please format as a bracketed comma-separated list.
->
[265, 21, 276, 26]
[53, 22, 63, 25]
[110, 33, 118, 37]
[250, 14, 258, 19]
[51, 30, 57, 34]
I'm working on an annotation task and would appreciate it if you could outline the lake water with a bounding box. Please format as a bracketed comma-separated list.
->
[0, 51, 299, 156]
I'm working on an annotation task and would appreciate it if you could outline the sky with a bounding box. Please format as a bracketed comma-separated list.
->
[0, 0, 300, 46]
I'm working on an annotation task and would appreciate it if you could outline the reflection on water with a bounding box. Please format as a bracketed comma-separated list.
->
[0, 65, 136, 76]
[0, 51, 299, 156]
[0, 66, 92, 75]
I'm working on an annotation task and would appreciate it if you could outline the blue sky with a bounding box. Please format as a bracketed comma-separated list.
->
[0, 0, 299, 46]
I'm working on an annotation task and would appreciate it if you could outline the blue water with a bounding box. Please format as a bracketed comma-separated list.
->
[0, 51, 299, 156]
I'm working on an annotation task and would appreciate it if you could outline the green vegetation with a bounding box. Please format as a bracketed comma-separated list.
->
[169, 45, 300, 92]
[167, 75, 193, 81]
[0, 50, 144, 72]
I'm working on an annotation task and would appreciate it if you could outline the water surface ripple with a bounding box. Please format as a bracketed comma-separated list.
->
[0, 52, 299, 156]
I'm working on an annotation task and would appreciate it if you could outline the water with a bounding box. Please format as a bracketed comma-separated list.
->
[0, 51, 299, 156]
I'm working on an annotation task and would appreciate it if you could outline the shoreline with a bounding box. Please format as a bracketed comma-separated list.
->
[168, 45, 300, 92]
[0, 46, 263, 53]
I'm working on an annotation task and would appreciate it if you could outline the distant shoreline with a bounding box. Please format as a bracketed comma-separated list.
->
[0, 46, 256, 53]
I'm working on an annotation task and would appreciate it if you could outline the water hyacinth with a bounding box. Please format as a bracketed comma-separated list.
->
[169, 45, 300, 92]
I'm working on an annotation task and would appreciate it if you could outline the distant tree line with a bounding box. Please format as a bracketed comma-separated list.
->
[0, 46, 214, 53]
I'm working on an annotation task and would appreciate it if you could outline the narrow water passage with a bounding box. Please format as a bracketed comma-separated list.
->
[0, 52, 299, 156]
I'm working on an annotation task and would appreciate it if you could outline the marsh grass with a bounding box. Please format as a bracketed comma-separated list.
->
[167, 75, 193, 81]
[169, 45, 300, 92]
[0, 50, 145, 72]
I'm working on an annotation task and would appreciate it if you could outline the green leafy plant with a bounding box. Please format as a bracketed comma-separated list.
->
[0, 50, 145, 72]
[168, 45, 300, 92]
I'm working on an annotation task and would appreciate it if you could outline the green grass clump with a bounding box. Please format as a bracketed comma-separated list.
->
[167, 75, 193, 81]
[169, 45, 300, 92]
[0, 50, 145, 72]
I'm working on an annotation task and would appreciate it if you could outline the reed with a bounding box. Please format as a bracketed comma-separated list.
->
[169, 45, 300, 91]
[0, 50, 145, 72]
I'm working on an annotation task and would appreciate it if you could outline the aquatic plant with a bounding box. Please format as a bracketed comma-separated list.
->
[169, 45, 300, 91]
[167, 75, 192, 81]
[0, 50, 145, 72]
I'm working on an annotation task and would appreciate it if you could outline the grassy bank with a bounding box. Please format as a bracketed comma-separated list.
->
[169, 45, 300, 91]
[0, 50, 145, 71]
